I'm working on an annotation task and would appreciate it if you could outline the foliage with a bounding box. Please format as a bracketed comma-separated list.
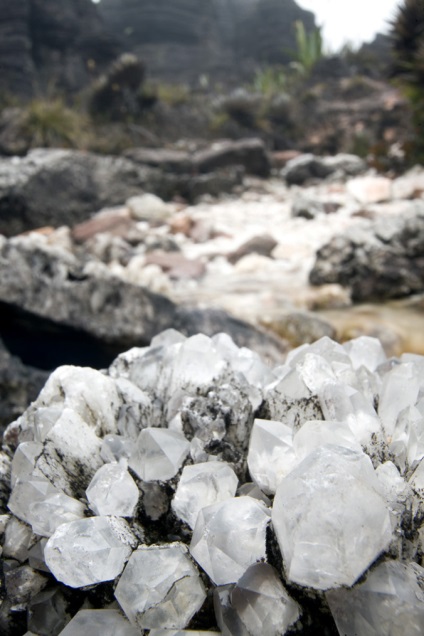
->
[292, 20, 323, 75]
[252, 66, 289, 97]
[391, 0, 424, 161]
[22, 98, 88, 148]
[155, 82, 190, 106]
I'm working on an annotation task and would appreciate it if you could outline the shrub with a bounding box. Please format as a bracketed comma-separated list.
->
[22, 98, 88, 148]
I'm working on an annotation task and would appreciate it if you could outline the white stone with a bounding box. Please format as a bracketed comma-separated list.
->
[58, 609, 139, 636]
[214, 563, 301, 636]
[190, 496, 271, 585]
[129, 427, 190, 482]
[327, 560, 424, 636]
[115, 543, 206, 630]
[247, 419, 296, 495]
[86, 460, 139, 517]
[127, 193, 172, 222]
[172, 461, 238, 529]
[347, 175, 392, 203]
[44, 516, 136, 588]
[272, 445, 393, 590]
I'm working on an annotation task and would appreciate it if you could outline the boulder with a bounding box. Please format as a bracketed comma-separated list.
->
[0, 149, 168, 237]
[193, 138, 271, 178]
[0, 236, 287, 370]
[123, 147, 193, 174]
[282, 153, 366, 185]
[309, 203, 424, 301]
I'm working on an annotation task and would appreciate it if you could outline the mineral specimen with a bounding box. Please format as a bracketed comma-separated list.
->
[3, 331, 424, 635]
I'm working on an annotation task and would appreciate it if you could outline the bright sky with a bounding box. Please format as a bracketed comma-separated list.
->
[297, 0, 401, 51]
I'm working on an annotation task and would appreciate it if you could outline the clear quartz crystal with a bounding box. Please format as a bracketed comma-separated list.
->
[247, 419, 296, 495]
[214, 563, 301, 636]
[272, 445, 393, 590]
[129, 427, 190, 482]
[327, 560, 424, 636]
[58, 609, 139, 636]
[115, 542, 206, 630]
[86, 460, 139, 517]
[172, 461, 238, 529]
[190, 496, 271, 585]
[44, 516, 136, 588]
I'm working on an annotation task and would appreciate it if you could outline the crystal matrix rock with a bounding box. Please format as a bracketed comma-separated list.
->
[272, 445, 393, 590]
[44, 516, 136, 588]
[115, 542, 206, 630]
[190, 496, 270, 585]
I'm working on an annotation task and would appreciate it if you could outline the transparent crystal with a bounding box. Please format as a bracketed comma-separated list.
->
[190, 496, 271, 585]
[28, 588, 71, 635]
[172, 461, 238, 529]
[247, 419, 296, 495]
[115, 542, 206, 630]
[100, 435, 133, 463]
[58, 609, 139, 636]
[115, 377, 153, 439]
[44, 516, 136, 588]
[3, 516, 34, 562]
[214, 563, 301, 636]
[343, 336, 386, 372]
[11, 441, 44, 487]
[272, 445, 392, 589]
[379, 363, 421, 439]
[86, 460, 139, 517]
[29, 491, 86, 537]
[293, 419, 362, 463]
[327, 560, 424, 636]
[129, 427, 190, 482]
[28, 539, 49, 572]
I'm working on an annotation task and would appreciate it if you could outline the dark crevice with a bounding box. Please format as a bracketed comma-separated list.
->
[0, 301, 133, 371]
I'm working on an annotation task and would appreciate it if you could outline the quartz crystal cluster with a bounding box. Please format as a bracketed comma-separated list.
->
[2, 331, 424, 635]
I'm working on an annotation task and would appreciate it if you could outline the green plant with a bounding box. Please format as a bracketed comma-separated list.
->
[391, 0, 424, 161]
[22, 98, 88, 148]
[253, 66, 288, 97]
[292, 20, 323, 75]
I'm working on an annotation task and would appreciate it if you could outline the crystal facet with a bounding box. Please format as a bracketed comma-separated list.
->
[58, 609, 139, 636]
[129, 427, 190, 482]
[190, 496, 271, 585]
[115, 542, 206, 630]
[44, 516, 136, 588]
[86, 460, 139, 517]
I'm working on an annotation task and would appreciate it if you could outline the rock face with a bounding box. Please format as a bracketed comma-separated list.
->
[98, 0, 316, 84]
[0, 0, 119, 98]
[309, 203, 424, 301]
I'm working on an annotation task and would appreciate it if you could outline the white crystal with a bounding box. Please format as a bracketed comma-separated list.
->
[214, 563, 301, 636]
[86, 460, 139, 517]
[272, 445, 392, 589]
[190, 496, 270, 585]
[29, 491, 86, 537]
[100, 434, 133, 463]
[44, 516, 136, 588]
[247, 419, 296, 495]
[115, 377, 153, 439]
[8, 475, 60, 526]
[115, 542, 206, 630]
[3, 516, 34, 562]
[172, 461, 238, 529]
[129, 427, 190, 482]
[343, 336, 386, 372]
[11, 441, 44, 487]
[379, 363, 421, 439]
[58, 609, 139, 636]
[293, 419, 362, 463]
[327, 560, 424, 636]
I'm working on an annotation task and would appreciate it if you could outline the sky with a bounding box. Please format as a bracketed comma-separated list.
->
[296, 0, 401, 51]
[91, 0, 401, 53]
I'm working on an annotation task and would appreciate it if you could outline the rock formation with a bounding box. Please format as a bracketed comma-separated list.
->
[0, 0, 119, 98]
[98, 0, 316, 84]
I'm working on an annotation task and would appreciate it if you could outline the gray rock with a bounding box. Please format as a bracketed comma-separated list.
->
[0, 237, 286, 369]
[291, 196, 341, 220]
[227, 234, 278, 264]
[282, 153, 366, 185]
[193, 138, 271, 178]
[123, 148, 193, 174]
[310, 203, 424, 301]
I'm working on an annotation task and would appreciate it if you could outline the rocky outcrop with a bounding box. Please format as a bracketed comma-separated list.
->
[0, 141, 269, 237]
[0, 0, 119, 98]
[98, 0, 316, 84]
[309, 203, 424, 301]
[0, 237, 287, 369]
